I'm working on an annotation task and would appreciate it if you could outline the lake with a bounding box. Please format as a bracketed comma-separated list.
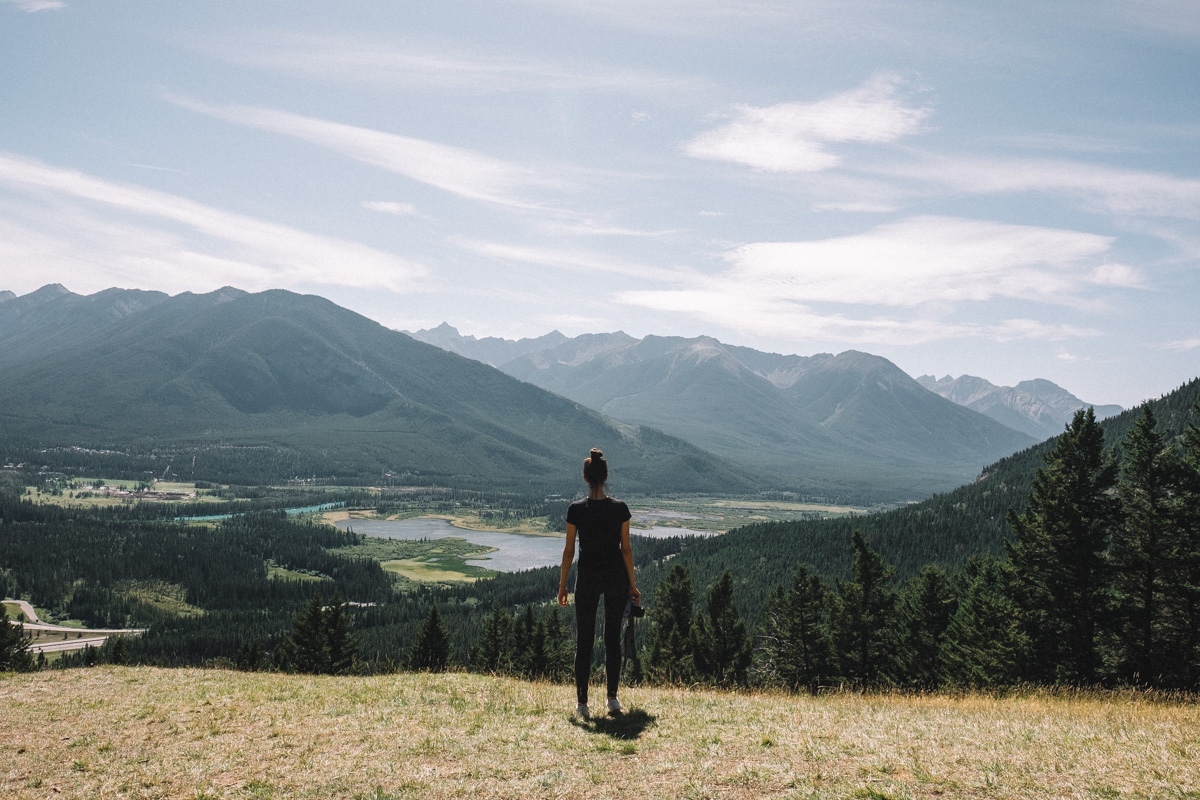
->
[333, 517, 714, 573]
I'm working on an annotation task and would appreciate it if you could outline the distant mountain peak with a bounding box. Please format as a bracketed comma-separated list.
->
[917, 373, 1122, 441]
[0, 290, 15, 303]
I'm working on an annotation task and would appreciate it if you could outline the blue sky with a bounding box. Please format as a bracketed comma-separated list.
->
[2, 1, 1198, 408]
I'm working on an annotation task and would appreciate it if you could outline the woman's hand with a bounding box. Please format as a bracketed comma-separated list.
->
[558, 586, 569, 606]
[629, 585, 641, 604]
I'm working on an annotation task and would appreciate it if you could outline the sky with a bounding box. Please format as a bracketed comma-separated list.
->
[2, 1, 1199, 409]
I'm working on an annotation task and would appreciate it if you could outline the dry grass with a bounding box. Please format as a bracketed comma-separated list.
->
[2, 668, 1198, 800]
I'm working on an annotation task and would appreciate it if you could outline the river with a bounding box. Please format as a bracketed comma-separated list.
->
[333, 517, 714, 573]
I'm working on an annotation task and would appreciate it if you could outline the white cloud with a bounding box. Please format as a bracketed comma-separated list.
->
[362, 201, 420, 217]
[168, 96, 552, 208]
[195, 32, 703, 95]
[454, 238, 687, 282]
[721, 216, 1118, 307]
[2, 0, 64, 11]
[683, 74, 929, 172]
[1162, 338, 1200, 351]
[880, 155, 1200, 219]
[616, 216, 1125, 345]
[813, 201, 898, 213]
[0, 153, 425, 293]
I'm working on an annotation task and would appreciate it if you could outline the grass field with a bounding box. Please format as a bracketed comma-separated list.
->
[1, 668, 1197, 800]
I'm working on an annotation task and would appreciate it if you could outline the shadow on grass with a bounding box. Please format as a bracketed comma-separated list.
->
[569, 708, 656, 740]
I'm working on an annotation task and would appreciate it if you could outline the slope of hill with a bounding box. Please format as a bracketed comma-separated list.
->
[639, 376, 1200, 630]
[0, 286, 756, 493]
[410, 326, 1035, 502]
[5, 668, 1191, 800]
[917, 373, 1123, 440]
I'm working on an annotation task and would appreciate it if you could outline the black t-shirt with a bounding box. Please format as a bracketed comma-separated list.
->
[566, 497, 631, 573]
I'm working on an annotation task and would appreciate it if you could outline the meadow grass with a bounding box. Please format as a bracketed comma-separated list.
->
[2, 668, 1197, 799]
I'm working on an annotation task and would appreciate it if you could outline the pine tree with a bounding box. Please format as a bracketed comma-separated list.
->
[758, 563, 832, 693]
[1170, 400, 1200, 688]
[324, 590, 358, 676]
[941, 556, 1028, 687]
[644, 564, 695, 684]
[830, 530, 898, 686]
[409, 604, 449, 672]
[1110, 405, 1178, 685]
[471, 603, 513, 674]
[0, 618, 33, 672]
[899, 564, 956, 689]
[235, 639, 266, 671]
[543, 608, 573, 682]
[511, 605, 536, 678]
[290, 591, 329, 674]
[690, 570, 752, 686]
[1007, 408, 1120, 684]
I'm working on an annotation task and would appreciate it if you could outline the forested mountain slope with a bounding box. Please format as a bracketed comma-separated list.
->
[0, 286, 756, 493]
[643, 376, 1200, 630]
[412, 325, 1035, 502]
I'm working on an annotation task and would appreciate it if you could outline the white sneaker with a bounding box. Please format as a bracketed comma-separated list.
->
[575, 703, 590, 719]
[606, 696, 622, 715]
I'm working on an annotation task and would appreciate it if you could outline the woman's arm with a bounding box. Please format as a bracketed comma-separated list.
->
[619, 520, 640, 603]
[557, 523, 577, 606]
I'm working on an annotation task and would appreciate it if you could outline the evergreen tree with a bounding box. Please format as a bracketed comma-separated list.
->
[941, 556, 1028, 687]
[690, 570, 752, 686]
[899, 564, 956, 688]
[324, 590, 358, 676]
[1110, 405, 1178, 684]
[290, 591, 329, 674]
[471, 603, 513, 674]
[1170, 401, 1200, 688]
[758, 563, 832, 693]
[1007, 407, 1120, 684]
[408, 604, 449, 672]
[644, 564, 695, 684]
[107, 635, 129, 666]
[235, 639, 266, 671]
[543, 608, 573, 682]
[1, 618, 33, 672]
[511, 605, 536, 678]
[830, 530, 898, 686]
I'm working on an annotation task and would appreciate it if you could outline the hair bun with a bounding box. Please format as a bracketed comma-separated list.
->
[589, 448, 604, 461]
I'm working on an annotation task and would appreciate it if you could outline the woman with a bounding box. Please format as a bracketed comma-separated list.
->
[557, 448, 641, 718]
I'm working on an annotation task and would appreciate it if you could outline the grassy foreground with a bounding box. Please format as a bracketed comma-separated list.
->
[1, 669, 1198, 800]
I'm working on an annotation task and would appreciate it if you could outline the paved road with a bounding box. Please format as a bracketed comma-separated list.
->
[4, 599, 147, 653]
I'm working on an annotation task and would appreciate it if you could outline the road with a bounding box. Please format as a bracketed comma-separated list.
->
[4, 599, 147, 654]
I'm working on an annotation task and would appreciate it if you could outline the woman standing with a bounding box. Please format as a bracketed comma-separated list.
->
[557, 448, 641, 718]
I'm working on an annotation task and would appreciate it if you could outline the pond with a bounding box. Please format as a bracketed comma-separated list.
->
[333, 517, 715, 573]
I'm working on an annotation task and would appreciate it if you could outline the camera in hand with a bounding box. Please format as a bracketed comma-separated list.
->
[625, 599, 645, 619]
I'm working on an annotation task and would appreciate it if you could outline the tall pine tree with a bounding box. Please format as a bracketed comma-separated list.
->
[758, 563, 832, 693]
[409, 604, 450, 672]
[1007, 407, 1120, 684]
[644, 565, 696, 684]
[690, 570, 752, 686]
[830, 530, 898, 686]
[1110, 405, 1178, 684]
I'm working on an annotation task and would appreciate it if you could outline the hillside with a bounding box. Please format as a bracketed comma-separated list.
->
[643, 375, 1200, 630]
[2, 668, 1195, 800]
[917, 373, 1123, 440]
[410, 325, 1035, 501]
[0, 286, 756, 493]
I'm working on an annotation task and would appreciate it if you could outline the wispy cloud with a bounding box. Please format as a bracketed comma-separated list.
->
[2, 0, 64, 11]
[168, 95, 553, 209]
[362, 200, 423, 218]
[455, 238, 687, 282]
[195, 32, 704, 95]
[0, 152, 425, 292]
[1162, 338, 1200, 351]
[617, 216, 1126, 345]
[684, 74, 929, 172]
[879, 154, 1200, 219]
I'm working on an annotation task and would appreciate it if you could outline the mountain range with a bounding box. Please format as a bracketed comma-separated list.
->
[915, 374, 1123, 441]
[0, 285, 754, 493]
[407, 325, 1037, 500]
